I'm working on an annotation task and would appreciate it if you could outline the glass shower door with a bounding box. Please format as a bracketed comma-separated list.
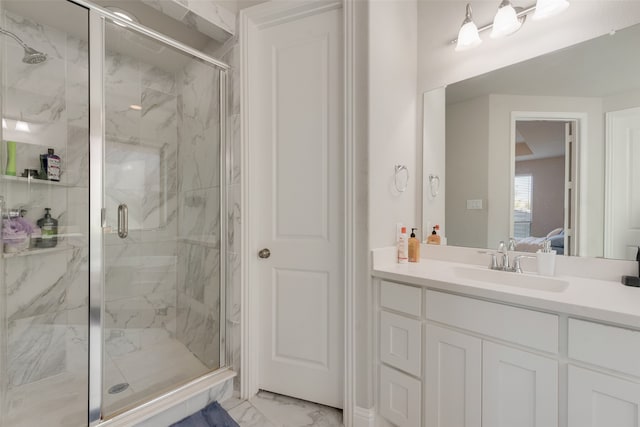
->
[0, 1, 90, 426]
[102, 19, 223, 417]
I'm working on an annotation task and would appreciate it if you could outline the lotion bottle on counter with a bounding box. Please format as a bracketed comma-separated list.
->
[427, 225, 441, 245]
[408, 228, 420, 262]
[397, 226, 408, 264]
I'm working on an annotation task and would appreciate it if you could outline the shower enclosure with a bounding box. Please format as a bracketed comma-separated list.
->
[0, 0, 229, 425]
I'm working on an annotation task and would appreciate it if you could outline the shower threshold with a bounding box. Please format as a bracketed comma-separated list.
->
[99, 368, 236, 427]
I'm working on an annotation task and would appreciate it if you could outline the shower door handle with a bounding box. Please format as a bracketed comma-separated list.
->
[117, 204, 128, 238]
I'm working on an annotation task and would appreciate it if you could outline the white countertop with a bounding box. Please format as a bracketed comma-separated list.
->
[373, 249, 640, 330]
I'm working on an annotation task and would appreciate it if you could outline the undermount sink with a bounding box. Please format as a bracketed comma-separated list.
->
[453, 266, 569, 293]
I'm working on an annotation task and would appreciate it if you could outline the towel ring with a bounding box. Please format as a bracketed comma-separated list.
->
[428, 174, 440, 198]
[394, 165, 409, 193]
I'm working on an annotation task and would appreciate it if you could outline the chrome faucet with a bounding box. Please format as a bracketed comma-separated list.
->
[496, 240, 511, 271]
[490, 238, 522, 272]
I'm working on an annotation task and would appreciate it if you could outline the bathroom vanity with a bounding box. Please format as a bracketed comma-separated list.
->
[372, 246, 640, 427]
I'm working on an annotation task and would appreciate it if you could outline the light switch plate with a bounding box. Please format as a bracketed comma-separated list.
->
[467, 199, 483, 210]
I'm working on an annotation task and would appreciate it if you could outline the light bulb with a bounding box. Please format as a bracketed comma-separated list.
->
[455, 4, 482, 52]
[2, 118, 6, 129]
[533, 0, 569, 20]
[491, 1, 522, 38]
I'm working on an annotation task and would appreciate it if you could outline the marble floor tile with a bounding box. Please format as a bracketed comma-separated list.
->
[228, 401, 277, 427]
[247, 391, 343, 427]
[220, 395, 245, 412]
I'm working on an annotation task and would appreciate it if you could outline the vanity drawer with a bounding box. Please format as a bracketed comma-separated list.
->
[380, 280, 422, 317]
[569, 318, 640, 377]
[380, 310, 422, 377]
[379, 365, 421, 427]
[426, 290, 558, 353]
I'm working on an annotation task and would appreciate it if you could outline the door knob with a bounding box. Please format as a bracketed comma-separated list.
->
[258, 248, 271, 259]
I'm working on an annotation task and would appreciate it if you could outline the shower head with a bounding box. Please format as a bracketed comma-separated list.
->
[0, 28, 47, 64]
[22, 46, 47, 64]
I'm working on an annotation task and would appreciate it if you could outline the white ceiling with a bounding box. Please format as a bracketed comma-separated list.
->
[447, 22, 640, 105]
[515, 120, 567, 161]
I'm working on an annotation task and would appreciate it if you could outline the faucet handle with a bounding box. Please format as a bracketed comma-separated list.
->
[508, 237, 516, 251]
[497, 240, 506, 253]
[485, 252, 499, 270]
[513, 254, 537, 273]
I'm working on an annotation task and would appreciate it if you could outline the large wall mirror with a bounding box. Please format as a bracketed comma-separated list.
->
[424, 22, 640, 261]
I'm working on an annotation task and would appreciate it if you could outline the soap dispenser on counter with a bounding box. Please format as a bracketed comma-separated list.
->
[536, 239, 556, 276]
[408, 228, 420, 263]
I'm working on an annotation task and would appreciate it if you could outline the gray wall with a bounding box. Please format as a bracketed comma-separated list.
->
[445, 95, 490, 248]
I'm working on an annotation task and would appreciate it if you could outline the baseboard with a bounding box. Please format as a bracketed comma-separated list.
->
[353, 406, 376, 427]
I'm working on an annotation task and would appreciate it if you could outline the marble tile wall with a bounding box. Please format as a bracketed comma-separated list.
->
[221, 41, 242, 390]
[1, 8, 90, 394]
[141, 0, 235, 44]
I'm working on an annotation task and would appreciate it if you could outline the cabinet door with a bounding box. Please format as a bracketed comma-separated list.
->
[380, 310, 422, 376]
[379, 365, 421, 427]
[425, 324, 482, 427]
[569, 365, 640, 427]
[483, 341, 558, 427]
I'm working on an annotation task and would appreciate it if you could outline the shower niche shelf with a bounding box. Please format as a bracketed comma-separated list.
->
[3, 175, 76, 187]
[2, 242, 75, 259]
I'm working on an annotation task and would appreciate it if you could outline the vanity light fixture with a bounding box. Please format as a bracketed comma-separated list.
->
[455, 4, 482, 51]
[491, 0, 523, 38]
[533, 0, 570, 20]
[2, 118, 6, 129]
[453, 0, 569, 50]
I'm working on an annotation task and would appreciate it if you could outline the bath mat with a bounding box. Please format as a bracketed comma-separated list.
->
[171, 401, 240, 427]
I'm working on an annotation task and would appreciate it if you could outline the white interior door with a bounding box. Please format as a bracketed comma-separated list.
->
[564, 121, 577, 255]
[249, 4, 344, 408]
[605, 107, 640, 260]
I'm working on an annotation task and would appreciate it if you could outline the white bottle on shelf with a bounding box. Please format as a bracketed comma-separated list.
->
[397, 226, 408, 264]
